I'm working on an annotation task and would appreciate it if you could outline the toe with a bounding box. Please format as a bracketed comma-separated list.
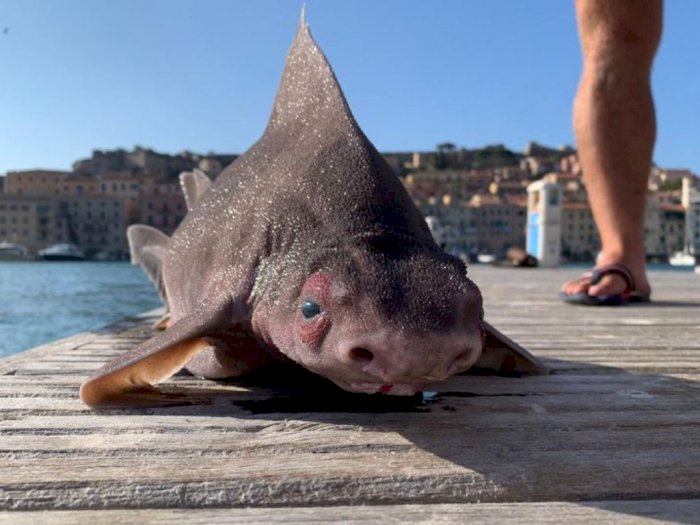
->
[562, 275, 591, 295]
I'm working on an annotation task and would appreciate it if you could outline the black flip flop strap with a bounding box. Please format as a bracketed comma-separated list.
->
[590, 264, 636, 294]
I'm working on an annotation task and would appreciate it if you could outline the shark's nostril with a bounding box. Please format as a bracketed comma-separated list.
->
[350, 347, 374, 365]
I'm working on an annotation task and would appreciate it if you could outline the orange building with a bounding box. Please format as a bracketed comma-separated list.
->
[0, 196, 60, 252]
[138, 181, 187, 235]
[4, 170, 70, 197]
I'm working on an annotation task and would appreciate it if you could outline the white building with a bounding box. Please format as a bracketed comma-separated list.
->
[527, 179, 561, 267]
[683, 177, 700, 255]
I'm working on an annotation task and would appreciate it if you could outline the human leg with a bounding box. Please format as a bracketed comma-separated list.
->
[562, 0, 662, 300]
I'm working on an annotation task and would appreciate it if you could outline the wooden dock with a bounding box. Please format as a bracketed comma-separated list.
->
[2, 266, 699, 524]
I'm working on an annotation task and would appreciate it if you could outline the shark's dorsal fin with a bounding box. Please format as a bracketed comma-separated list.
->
[266, 14, 358, 135]
[127, 225, 170, 307]
[179, 169, 212, 212]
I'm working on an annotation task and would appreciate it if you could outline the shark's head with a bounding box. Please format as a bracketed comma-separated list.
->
[255, 239, 484, 395]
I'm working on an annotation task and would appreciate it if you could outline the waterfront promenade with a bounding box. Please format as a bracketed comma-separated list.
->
[1, 266, 699, 523]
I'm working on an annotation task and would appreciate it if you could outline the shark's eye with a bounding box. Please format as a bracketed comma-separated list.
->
[301, 300, 322, 319]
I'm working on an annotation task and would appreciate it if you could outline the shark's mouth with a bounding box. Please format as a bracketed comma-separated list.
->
[340, 380, 429, 396]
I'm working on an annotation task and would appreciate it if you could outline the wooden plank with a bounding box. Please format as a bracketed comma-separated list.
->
[3, 500, 700, 525]
[1, 268, 699, 513]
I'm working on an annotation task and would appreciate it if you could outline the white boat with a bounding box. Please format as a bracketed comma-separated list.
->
[38, 244, 85, 261]
[477, 254, 496, 264]
[669, 251, 696, 266]
[0, 242, 31, 261]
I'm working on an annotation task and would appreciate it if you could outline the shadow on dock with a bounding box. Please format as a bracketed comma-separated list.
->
[86, 358, 700, 524]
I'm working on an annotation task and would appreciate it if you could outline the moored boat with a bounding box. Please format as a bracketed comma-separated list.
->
[669, 251, 696, 267]
[0, 242, 31, 261]
[38, 244, 85, 261]
[476, 253, 496, 264]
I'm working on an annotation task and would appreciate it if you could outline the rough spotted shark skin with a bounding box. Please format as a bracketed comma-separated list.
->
[80, 15, 546, 408]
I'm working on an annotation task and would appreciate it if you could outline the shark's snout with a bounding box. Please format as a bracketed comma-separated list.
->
[335, 328, 481, 390]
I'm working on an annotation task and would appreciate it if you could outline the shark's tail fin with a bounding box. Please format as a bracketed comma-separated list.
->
[127, 225, 170, 309]
[179, 169, 212, 212]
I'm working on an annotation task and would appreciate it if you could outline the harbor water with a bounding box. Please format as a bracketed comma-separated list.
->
[0, 262, 161, 358]
[0, 261, 695, 359]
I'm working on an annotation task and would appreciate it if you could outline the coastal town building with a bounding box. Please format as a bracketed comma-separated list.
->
[0, 194, 128, 257]
[560, 202, 599, 261]
[73, 147, 237, 181]
[657, 204, 686, 257]
[61, 174, 102, 197]
[420, 195, 478, 256]
[683, 177, 700, 255]
[59, 196, 128, 258]
[0, 196, 60, 252]
[3, 170, 71, 196]
[642, 193, 687, 259]
[467, 193, 527, 256]
[1, 144, 697, 261]
[138, 180, 187, 236]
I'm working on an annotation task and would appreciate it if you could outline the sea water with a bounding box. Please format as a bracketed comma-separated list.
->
[0, 261, 694, 359]
[0, 262, 161, 358]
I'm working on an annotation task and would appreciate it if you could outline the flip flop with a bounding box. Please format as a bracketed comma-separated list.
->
[559, 263, 650, 306]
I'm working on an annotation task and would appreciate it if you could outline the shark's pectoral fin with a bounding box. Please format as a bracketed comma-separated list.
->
[127, 225, 170, 307]
[153, 314, 171, 331]
[473, 320, 549, 375]
[179, 169, 212, 212]
[80, 338, 210, 407]
[80, 305, 229, 408]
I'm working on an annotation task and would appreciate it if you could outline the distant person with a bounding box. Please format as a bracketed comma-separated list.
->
[560, 0, 662, 305]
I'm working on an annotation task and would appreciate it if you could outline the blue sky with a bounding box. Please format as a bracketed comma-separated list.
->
[1, 0, 698, 174]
